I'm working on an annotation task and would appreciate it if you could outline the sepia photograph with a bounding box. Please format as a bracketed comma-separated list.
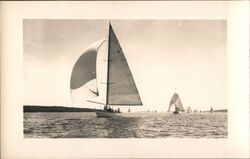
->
[1, 1, 249, 158]
[23, 20, 227, 138]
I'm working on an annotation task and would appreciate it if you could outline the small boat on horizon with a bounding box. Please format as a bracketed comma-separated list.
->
[186, 106, 193, 113]
[210, 106, 213, 114]
[128, 107, 131, 113]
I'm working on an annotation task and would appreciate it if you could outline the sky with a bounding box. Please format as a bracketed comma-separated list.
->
[23, 20, 227, 112]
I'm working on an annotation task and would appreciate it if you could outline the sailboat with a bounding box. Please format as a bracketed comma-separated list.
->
[168, 93, 184, 114]
[128, 107, 131, 113]
[70, 22, 143, 117]
[186, 106, 192, 113]
[210, 106, 213, 114]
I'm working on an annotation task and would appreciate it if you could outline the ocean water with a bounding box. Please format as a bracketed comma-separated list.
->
[24, 112, 227, 138]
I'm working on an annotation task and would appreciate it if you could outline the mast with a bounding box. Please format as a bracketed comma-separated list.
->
[105, 22, 111, 106]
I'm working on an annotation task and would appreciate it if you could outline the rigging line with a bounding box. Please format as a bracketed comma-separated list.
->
[86, 81, 93, 91]
[87, 100, 104, 105]
[86, 80, 98, 95]
[88, 88, 99, 96]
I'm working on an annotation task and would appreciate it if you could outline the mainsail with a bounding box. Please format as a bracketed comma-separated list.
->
[106, 24, 142, 106]
[168, 93, 184, 112]
[70, 39, 106, 103]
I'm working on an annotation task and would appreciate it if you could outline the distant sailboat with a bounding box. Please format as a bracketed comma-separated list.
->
[70, 22, 143, 117]
[168, 93, 184, 114]
[187, 106, 192, 113]
[210, 106, 213, 114]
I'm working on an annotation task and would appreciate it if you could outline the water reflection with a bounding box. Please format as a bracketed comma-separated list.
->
[101, 116, 141, 138]
[24, 112, 228, 138]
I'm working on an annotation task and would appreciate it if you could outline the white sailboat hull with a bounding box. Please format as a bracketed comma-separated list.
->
[95, 110, 120, 117]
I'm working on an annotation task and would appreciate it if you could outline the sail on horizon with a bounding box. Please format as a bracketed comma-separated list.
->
[168, 93, 184, 112]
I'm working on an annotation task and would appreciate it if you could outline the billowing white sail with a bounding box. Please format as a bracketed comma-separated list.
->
[106, 24, 142, 106]
[168, 93, 184, 112]
[70, 39, 106, 104]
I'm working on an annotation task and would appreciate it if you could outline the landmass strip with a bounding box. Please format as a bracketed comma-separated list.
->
[23, 105, 96, 112]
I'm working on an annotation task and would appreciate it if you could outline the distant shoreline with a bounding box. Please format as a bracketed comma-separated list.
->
[203, 109, 227, 113]
[23, 105, 96, 112]
[23, 105, 227, 113]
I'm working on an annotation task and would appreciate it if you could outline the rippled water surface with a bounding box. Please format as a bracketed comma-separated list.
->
[24, 112, 227, 138]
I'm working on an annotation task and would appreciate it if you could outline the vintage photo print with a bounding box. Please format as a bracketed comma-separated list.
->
[1, 1, 249, 158]
[23, 20, 227, 138]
